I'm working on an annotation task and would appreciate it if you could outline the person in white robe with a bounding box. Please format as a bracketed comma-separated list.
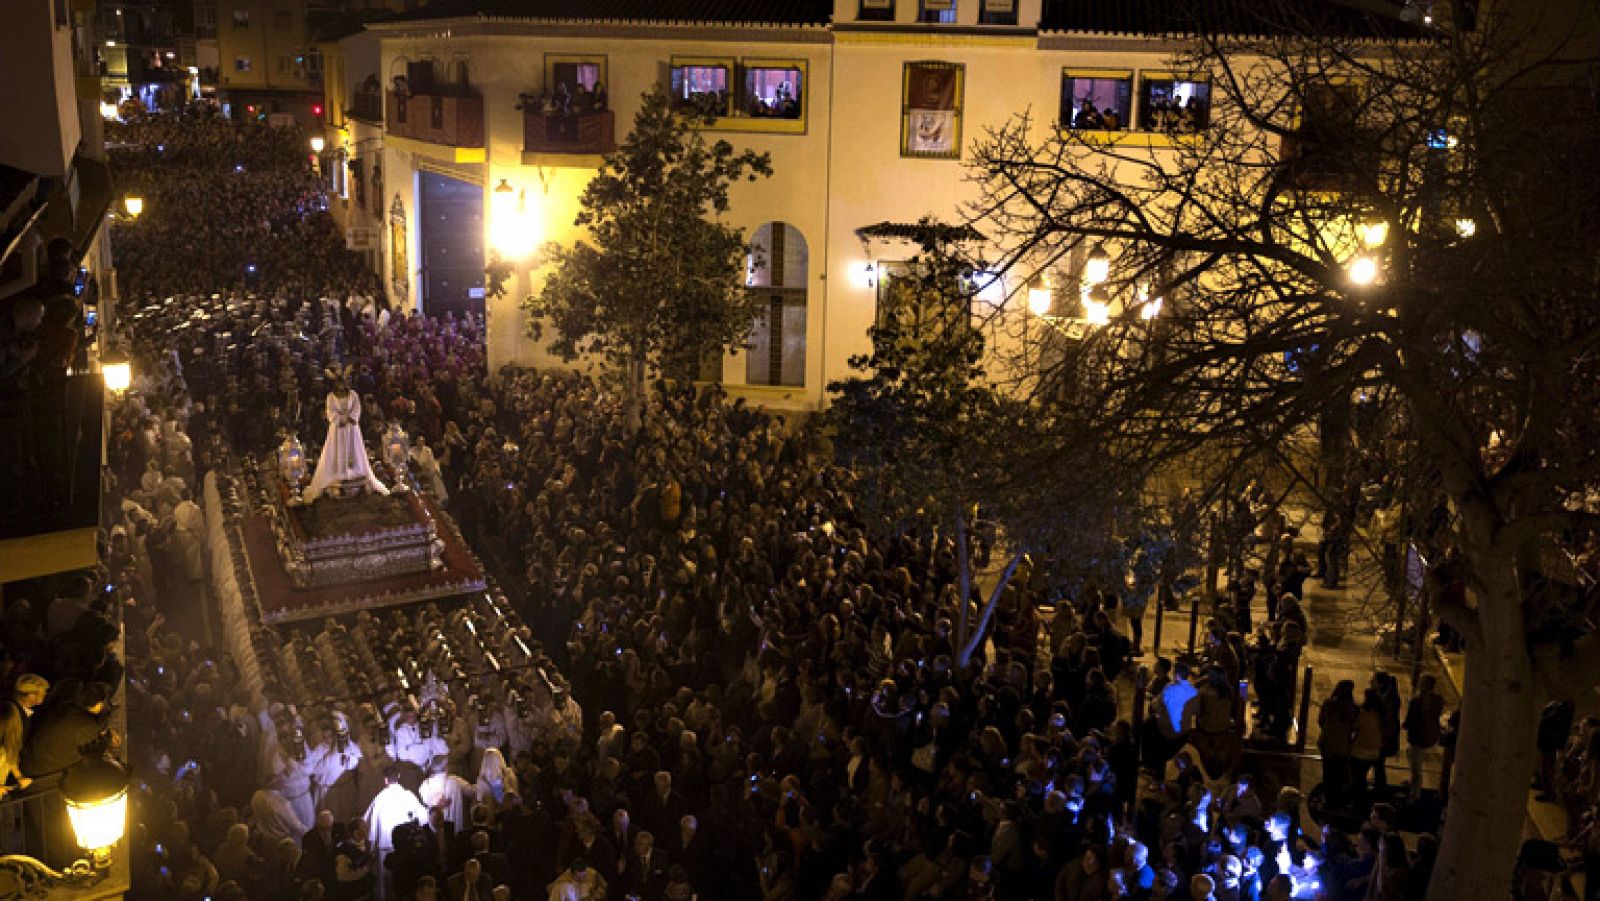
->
[387, 709, 447, 775]
[310, 715, 364, 821]
[306, 370, 387, 502]
[364, 767, 429, 901]
[474, 747, 517, 814]
[270, 749, 318, 830]
[418, 756, 473, 832]
[411, 438, 448, 500]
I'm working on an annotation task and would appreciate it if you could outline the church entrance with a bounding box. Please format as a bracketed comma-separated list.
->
[418, 170, 485, 319]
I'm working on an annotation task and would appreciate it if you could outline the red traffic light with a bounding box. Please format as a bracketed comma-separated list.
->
[312, 103, 324, 116]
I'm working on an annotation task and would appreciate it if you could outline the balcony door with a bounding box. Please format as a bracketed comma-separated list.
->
[745, 221, 807, 387]
[418, 170, 485, 319]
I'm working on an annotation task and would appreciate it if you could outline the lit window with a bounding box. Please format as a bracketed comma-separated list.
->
[919, 0, 956, 23]
[1138, 75, 1212, 133]
[670, 60, 732, 117]
[232, 8, 247, 27]
[742, 65, 802, 120]
[1061, 70, 1132, 132]
[234, 55, 251, 72]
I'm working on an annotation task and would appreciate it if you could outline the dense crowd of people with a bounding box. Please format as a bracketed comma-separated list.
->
[0, 109, 1477, 901]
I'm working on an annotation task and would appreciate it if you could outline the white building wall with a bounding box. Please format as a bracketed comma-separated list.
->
[368, 18, 1250, 410]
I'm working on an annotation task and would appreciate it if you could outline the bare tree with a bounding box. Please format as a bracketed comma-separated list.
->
[966, 2, 1600, 896]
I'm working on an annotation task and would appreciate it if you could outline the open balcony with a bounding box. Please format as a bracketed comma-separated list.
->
[522, 108, 615, 158]
[349, 87, 383, 124]
[387, 88, 484, 149]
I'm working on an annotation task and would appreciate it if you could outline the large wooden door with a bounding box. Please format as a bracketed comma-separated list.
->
[418, 171, 484, 319]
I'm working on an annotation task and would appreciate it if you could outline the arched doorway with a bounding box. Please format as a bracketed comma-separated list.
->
[745, 222, 807, 386]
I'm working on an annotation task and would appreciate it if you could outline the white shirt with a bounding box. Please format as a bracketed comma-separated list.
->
[365, 782, 429, 852]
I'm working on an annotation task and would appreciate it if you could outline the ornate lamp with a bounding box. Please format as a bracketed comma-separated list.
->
[279, 434, 308, 502]
[0, 758, 129, 893]
[383, 423, 411, 490]
[101, 346, 132, 394]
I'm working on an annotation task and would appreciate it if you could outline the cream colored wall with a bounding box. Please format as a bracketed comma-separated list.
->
[372, 23, 1263, 409]
[377, 30, 833, 392]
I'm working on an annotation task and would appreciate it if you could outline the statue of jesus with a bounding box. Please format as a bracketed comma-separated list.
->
[305, 366, 389, 501]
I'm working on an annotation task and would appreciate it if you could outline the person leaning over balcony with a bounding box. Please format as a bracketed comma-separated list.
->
[0, 674, 49, 798]
[19, 680, 119, 781]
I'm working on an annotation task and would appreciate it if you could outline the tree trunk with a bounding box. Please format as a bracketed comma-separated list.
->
[955, 508, 971, 653]
[623, 356, 645, 435]
[1426, 564, 1538, 901]
[959, 548, 1027, 667]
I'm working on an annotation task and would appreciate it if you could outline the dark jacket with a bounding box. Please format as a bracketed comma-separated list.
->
[19, 703, 109, 778]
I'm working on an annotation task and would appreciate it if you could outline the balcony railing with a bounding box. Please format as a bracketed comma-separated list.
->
[349, 89, 383, 123]
[387, 88, 484, 147]
[523, 109, 615, 156]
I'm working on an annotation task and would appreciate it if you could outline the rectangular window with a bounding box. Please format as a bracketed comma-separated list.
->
[1061, 69, 1132, 131]
[232, 8, 247, 27]
[234, 55, 251, 72]
[1138, 74, 1212, 133]
[901, 61, 964, 159]
[544, 54, 608, 113]
[979, 0, 1016, 25]
[919, 0, 956, 23]
[742, 64, 802, 120]
[859, 0, 893, 21]
[670, 58, 733, 118]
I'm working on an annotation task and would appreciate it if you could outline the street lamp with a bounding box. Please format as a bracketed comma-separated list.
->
[1026, 277, 1053, 317]
[0, 758, 128, 891]
[101, 346, 132, 394]
[123, 195, 143, 218]
[1454, 218, 1477, 238]
[62, 758, 129, 870]
[1083, 243, 1110, 286]
[310, 135, 326, 154]
[1083, 285, 1112, 326]
[488, 179, 537, 260]
[1347, 255, 1379, 287]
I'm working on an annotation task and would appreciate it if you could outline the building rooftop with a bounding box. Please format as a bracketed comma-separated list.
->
[379, 0, 833, 26]
[375, 0, 1415, 34]
[1038, 0, 1413, 37]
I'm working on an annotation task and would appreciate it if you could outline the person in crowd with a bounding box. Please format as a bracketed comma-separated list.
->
[0, 674, 48, 798]
[1404, 674, 1445, 802]
[57, 108, 1476, 901]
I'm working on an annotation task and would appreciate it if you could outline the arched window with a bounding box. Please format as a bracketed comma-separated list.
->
[745, 222, 807, 387]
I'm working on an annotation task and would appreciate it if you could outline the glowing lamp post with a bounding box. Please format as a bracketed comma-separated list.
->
[488, 179, 537, 260]
[123, 195, 143, 218]
[1347, 255, 1379, 287]
[101, 347, 132, 394]
[1083, 243, 1110, 286]
[1026, 278, 1053, 317]
[309, 136, 326, 154]
[62, 758, 129, 870]
[1083, 285, 1112, 326]
[0, 757, 129, 889]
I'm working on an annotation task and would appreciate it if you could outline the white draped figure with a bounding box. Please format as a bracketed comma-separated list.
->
[306, 377, 388, 501]
[364, 776, 429, 901]
[419, 757, 474, 832]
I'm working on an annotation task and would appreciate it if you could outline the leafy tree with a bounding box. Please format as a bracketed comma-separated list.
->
[525, 90, 773, 431]
[828, 222, 1131, 663]
[967, 2, 1600, 895]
